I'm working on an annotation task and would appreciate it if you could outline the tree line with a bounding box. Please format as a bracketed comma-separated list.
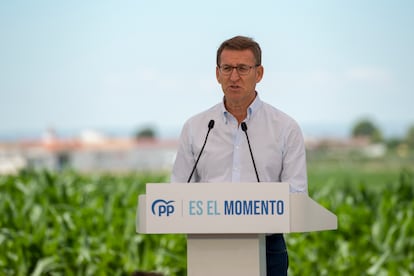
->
[133, 119, 414, 150]
[352, 118, 414, 149]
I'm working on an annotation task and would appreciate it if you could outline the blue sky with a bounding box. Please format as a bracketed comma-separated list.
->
[1, 1, 413, 139]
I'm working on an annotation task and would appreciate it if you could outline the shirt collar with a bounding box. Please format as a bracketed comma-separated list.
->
[221, 92, 263, 124]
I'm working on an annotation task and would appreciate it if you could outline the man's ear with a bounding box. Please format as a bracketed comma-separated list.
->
[216, 66, 221, 83]
[256, 65, 264, 83]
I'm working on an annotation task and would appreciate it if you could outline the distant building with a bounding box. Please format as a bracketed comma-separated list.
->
[305, 136, 386, 158]
[0, 130, 178, 175]
[0, 129, 387, 175]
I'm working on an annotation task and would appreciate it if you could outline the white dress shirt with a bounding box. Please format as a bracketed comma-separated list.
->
[171, 94, 308, 194]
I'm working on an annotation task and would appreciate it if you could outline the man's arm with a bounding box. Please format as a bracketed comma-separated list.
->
[281, 123, 308, 194]
[171, 122, 196, 183]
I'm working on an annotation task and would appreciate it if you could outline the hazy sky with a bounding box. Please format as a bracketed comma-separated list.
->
[1, 1, 413, 139]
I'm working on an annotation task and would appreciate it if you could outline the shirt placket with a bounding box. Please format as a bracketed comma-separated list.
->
[231, 122, 243, 182]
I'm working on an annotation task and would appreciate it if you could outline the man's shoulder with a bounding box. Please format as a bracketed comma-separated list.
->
[259, 101, 301, 129]
[261, 101, 294, 119]
[186, 102, 222, 124]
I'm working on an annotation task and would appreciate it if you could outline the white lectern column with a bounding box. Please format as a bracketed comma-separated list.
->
[187, 234, 266, 276]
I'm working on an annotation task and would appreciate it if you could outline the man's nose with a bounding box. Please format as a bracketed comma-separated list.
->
[229, 68, 241, 80]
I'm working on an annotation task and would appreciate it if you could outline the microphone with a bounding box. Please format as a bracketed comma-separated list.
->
[241, 122, 260, 182]
[187, 119, 215, 182]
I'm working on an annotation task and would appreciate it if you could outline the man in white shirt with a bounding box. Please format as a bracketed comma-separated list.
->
[171, 35, 308, 276]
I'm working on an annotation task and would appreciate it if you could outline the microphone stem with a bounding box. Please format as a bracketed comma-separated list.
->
[243, 131, 260, 182]
[187, 128, 212, 183]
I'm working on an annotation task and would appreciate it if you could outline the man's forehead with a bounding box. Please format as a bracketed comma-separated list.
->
[220, 49, 255, 63]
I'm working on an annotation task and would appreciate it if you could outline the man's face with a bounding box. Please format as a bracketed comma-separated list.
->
[216, 49, 263, 107]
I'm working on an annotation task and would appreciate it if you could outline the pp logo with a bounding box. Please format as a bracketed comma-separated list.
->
[151, 199, 175, 217]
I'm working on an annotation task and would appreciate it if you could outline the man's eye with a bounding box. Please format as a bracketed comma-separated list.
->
[239, 66, 249, 72]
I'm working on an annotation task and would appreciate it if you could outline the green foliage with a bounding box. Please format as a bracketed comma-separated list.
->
[135, 126, 157, 139]
[352, 118, 383, 142]
[405, 125, 414, 148]
[0, 170, 186, 276]
[288, 167, 414, 275]
[1, 166, 413, 275]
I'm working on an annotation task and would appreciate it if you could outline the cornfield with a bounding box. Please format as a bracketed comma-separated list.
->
[0, 163, 413, 275]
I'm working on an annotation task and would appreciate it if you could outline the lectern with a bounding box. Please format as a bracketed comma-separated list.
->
[136, 182, 337, 276]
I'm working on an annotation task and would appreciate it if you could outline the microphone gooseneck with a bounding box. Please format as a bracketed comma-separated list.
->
[187, 119, 215, 182]
[241, 122, 260, 182]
